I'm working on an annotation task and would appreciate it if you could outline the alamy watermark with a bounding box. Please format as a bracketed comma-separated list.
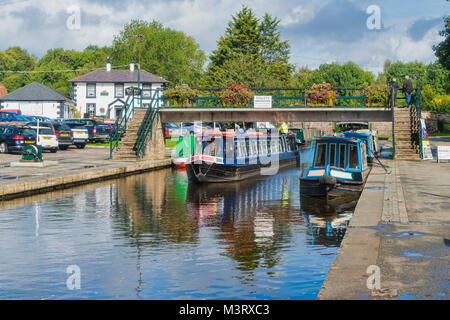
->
[66, 5, 81, 30]
[366, 5, 381, 30]
[366, 265, 381, 290]
[66, 265, 81, 290]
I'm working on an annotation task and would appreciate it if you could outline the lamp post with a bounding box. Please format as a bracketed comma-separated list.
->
[137, 33, 144, 108]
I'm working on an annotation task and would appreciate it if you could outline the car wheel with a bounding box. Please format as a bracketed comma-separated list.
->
[59, 146, 69, 150]
[50, 148, 57, 153]
[0, 142, 8, 154]
[76, 144, 86, 149]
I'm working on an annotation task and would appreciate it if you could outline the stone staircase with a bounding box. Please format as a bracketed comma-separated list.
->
[394, 107, 421, 160]
[112, 109, 148, 161]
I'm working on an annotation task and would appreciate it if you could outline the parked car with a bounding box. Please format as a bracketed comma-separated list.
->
[63, 119, 112, 142]
[0, 125, 37, 154]
[63, 121, 88, 149]
[180, 122, 208, 135]
[31, 115, 53, 123]
[0, 111, 34, 123]
[164, 122, 187, 138]
[26, 125, 58, 153]
[51, 122, 73, 150]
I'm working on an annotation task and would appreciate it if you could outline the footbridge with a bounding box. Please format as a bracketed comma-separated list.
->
[108, 86, 422, 161]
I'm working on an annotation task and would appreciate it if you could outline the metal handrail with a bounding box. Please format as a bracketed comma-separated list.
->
[136, 89, 160, 160]
[109, 94, 135, 159]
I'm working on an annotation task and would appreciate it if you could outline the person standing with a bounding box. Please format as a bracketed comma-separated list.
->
[390, 78, 399, 106]
[280, 122, 289, 135]
[402, 75, 413, 107]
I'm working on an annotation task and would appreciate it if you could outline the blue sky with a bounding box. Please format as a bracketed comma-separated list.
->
[0, 0, 448, 74]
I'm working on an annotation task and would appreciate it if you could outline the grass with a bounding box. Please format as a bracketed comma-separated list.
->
[165, 139, 177, 148]
[87, 141, 110, 147]
[429, 132, 450, 138]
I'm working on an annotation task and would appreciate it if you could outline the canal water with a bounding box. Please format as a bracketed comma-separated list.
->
[0, 151, 355, 300]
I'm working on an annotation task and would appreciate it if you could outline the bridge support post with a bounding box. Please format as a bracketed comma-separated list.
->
[141, 115, 166, 161]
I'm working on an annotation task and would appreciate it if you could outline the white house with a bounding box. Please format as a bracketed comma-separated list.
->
[0, 82, 74, 118]
[69, 58, 168, 120]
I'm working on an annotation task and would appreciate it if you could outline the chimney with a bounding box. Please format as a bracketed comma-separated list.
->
[130, 57, 135, 72]
[106, 56, 111, 72]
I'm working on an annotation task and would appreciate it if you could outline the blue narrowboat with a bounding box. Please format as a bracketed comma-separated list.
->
[186, 130, 300, 183]
[341, 131, 378, 163]
[300, 135, 371, 198]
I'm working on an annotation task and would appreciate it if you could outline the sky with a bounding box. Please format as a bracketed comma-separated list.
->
[0, 0, 449, 74]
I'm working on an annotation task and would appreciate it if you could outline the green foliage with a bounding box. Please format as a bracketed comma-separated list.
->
[163, 84, 199, 106]
[433, 15, 450, 70]
[303, 62, 374, 87]
[111, 20, 206, 87]
[362, 85, 390, 106]
[220, 84, 253, 106]
[206, 6, 293, 87]
[386, 61, 450, 94]
[204, 54, 289, 87]
[421, 84, 450, 113]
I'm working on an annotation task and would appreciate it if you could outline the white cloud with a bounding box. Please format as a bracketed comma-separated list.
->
[0, 0, 446, 74]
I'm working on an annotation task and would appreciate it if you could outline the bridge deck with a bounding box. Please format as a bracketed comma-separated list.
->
[158, 107, 392, 123]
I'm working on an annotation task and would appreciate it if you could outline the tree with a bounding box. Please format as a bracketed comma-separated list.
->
[111, 20, 206, 87]
[304, 62, 375, 87]
[433, 15, 450, 70]
[386, 61, 449, 94]
[206, 7, 293, 87]
[32, 47, 110, 96]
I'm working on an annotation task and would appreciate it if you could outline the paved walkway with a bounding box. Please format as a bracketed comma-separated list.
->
[0, 146, 171, 200]
[318, 153, 450, 299]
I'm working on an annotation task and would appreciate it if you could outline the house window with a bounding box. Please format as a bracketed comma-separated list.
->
[115, 83, 124, 98]
[142, 83, 152, 97]
[86, 103, 96, 116]
[86, 83, 96, 98]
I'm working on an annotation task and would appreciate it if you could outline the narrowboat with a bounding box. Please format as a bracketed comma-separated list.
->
[172, 135, 194, 168]
[300, 135, 371, 198]
[335, 122, 379, 160]
[186, 130, 300, 183]
[341, 132, 378, 163]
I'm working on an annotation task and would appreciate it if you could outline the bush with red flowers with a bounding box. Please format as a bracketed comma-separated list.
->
[220, 84, 254, 107]
[306, 83, 338, 106]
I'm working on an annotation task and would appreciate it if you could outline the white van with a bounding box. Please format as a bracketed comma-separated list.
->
[28, 126, 59, 153]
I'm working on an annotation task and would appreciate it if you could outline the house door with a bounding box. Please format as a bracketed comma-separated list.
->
[115, 106, 123, 119]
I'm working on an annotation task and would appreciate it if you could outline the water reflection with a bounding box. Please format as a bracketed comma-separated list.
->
[0, 162, 357, 299]
[186, 174, 304, 273]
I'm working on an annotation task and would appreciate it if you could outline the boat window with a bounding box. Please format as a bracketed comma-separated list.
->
[361, 143, 367, 168]
[240, 140, 248, 157]
[339, 144, 346, 168]
[259, 139, 267, 155]
[329, 143, 336, 167]
[225, 139, 234, 159]
[235, 141, 241, 158]
[270, 139, 278, 154]
[348, 144, 359, 170]
[250, 139, 258, 156]
[314, 143, 327, 167]
[195, 137, 202, 155]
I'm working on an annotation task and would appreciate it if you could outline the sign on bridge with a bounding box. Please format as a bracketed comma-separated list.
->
[254, 96, 272, 109]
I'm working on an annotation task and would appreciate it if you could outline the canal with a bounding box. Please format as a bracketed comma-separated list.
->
[0, 151, 355, 299]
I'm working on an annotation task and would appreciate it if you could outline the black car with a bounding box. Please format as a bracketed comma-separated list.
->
[51, 122, 73, 150]
[63, 119, 112, 142]
[0, 125, 37, 154]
